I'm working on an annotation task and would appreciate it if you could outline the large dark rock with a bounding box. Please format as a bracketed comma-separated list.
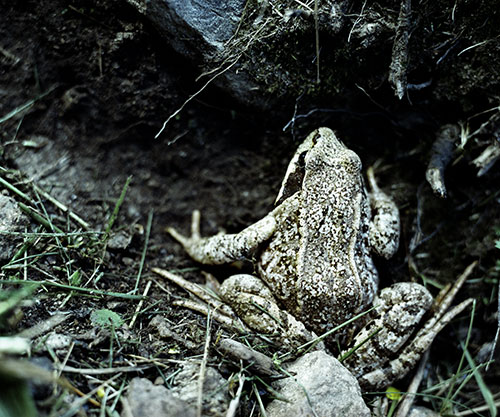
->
[126, 0, 245, 58]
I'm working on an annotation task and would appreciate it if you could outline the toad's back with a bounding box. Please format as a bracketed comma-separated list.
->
[258, 140, 379, 337]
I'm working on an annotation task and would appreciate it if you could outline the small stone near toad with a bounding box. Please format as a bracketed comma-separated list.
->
[125, 377, 195, 417]
[171, 362, 229, 416]
[43, 333, 72, 351]
[107, 230, 132, 250]
[408, 405, 441, 417]
[266, 351, 370, 417]
[0, 194, 29, 261]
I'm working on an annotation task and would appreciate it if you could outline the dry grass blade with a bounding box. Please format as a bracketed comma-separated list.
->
[58, 373, 122, 417]
[128, 280, 152, 328]
[197, 310, 212, 417]
[155, 60, 238, 139]
[0, 85, 57, 124]
[56, 364, 152, 375]
[18, 312, 71, 339]
[226, 372, 245, 417]
[32, 184, 90, 230]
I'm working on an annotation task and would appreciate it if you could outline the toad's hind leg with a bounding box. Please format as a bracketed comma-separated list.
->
[219, 274, 319, 349]
[343, 282, 434, 382]
[354, 262, 476, 391]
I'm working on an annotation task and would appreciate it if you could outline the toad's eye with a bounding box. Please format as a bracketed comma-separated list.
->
[276, 151, 307, 205]
[311, 131, 321, 146]
[298, 151, 307, 169]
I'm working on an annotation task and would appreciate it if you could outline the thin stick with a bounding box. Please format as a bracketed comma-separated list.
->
[197, 310, 212, 417]
[33, 184, 90, 230]
[155, 60, 238, 138]
[57, 342, 76, 379]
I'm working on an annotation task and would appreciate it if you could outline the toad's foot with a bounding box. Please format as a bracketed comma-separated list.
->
[352, 261, 476, 391]
[167, 210, 276, 265]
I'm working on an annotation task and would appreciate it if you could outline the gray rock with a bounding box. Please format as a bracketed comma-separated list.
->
[126, 0, 244, 57]
[171, 362, 229, 417]
[0, 194, 28, 261]
[107, 229, 132, 250]
[266, 351, 370, 417]
[125, 377, 196, 417]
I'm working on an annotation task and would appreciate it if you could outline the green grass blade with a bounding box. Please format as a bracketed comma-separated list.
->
[102, 176, 132, 242]
[0, 279, 144, 300]
[0, 85, 56, 124]
[0, 176, 31, 202]
[464, 348, 497, 417]
[134, 209, 153, 292]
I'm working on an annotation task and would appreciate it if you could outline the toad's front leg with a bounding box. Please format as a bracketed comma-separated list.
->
[168, 209, 276, 265]
[366, 167, 400, 259]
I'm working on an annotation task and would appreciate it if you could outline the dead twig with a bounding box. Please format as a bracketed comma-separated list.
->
[218, 338, 279, 377]
[18, 312, 71, 339]
[128, 280, 152, 328]
[197, 311, 212, 417]
[425, 124, 460, 198]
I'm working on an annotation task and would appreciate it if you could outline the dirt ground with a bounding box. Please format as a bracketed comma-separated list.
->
[1, 0, 500, 416]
